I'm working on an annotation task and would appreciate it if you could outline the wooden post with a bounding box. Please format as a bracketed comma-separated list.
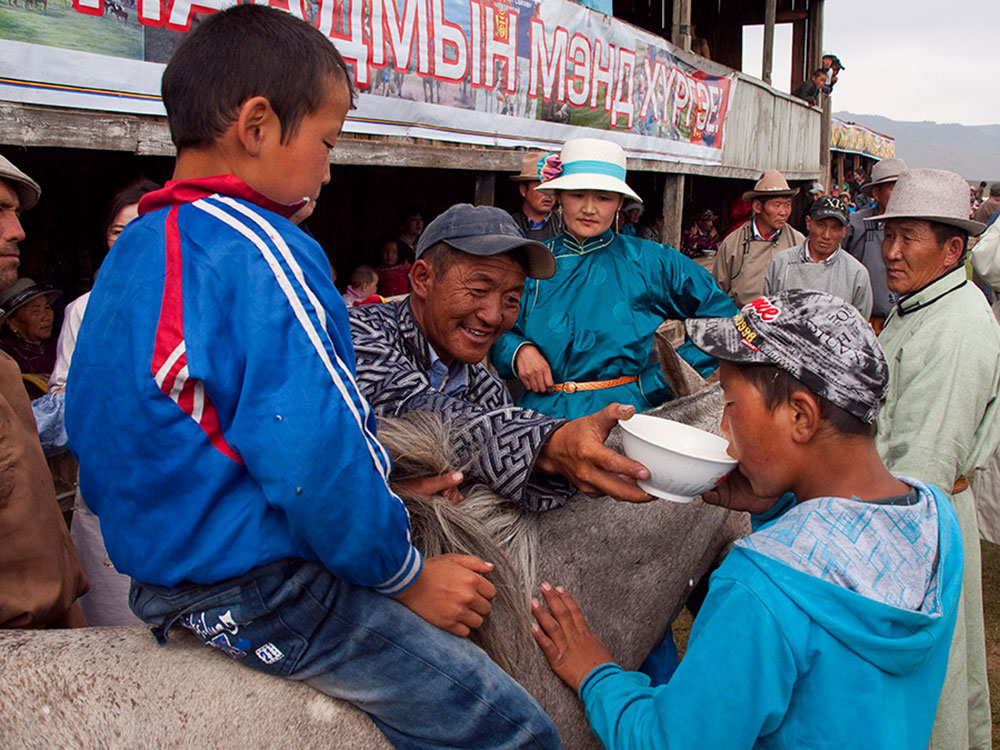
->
[790, 18, 807, 90]
[662, 173, 685, 248]
[474, 172, 495, 206]
[762, 0, 776, 85]
[671, 0, 691, 52]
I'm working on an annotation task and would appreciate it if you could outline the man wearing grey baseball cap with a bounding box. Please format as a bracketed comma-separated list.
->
[351, 204, 654, 510]
[867, 167, 1000, 748]
[0, 153, 88, 628]
[529, 289, 961, 749]
[763, 195, 872, 317]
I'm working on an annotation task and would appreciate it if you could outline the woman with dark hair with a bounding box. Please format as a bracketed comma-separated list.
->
[49, 178, 160, 391]
[53, 178, 159, 628]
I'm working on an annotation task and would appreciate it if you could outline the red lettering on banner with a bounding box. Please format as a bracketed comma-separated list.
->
[610, 47, 634, 128]
[638, 57, 667, 120]
[745, 298, 781, 321]
[469, 1, 483, 86]
[431, 0, 468, 82]
[251, 0, 307, 22]
[370, 0, 430, 76]
[165, 0, 233, 32]
[566, 33, 591, 107]
[73, 0, 104, 18]
[590, 37, 614, 112]
[317, 0, 371, 86]
[528, 19, 567, 102]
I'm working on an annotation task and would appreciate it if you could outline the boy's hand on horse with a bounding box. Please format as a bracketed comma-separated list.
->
[531, 582, 615, 692]
[392, 554, 496, 637]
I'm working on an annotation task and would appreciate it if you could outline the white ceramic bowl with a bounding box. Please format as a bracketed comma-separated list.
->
[618, 415, 737, 503]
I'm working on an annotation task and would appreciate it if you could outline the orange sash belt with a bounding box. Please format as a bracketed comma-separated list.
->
[553, 375, 637, 393]
[953, 476, 970, 494]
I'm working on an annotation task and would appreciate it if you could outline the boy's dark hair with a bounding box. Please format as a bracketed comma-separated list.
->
[739, 363, 876, 438]
[811, 68, 827, 78]
[162, 4, 356, 150]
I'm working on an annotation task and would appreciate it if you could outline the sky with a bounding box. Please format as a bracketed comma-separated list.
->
[742, 0, 1000, 127]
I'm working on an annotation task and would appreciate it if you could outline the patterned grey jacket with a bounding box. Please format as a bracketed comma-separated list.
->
[349, 300, 575, 512]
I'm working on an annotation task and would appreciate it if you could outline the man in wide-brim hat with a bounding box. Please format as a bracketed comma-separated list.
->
[844, 157, 906, 326]
[869, 167, 1000, 748]
[508, 151, 564, 242]
[713, 169, 805, 306]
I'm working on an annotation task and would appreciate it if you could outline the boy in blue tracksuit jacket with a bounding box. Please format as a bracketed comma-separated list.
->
[64, 6, 558, 749]
[531, 289, 962, 749]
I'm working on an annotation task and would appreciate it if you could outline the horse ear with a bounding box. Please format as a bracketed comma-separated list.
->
[653, 321, 709, 400]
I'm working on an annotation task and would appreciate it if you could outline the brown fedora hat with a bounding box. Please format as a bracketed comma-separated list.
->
[742, 170, 799, 203]
[510, 151, 556, 183]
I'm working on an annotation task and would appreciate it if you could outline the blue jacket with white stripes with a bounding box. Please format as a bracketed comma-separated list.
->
[66, 176, 422, 594]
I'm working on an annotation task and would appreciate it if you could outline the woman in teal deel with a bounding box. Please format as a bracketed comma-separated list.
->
[491, 137, 737, 421]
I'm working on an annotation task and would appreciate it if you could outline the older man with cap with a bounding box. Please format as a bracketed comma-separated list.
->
[0, 153, 88, 628]
[713, 170, 805, 306]
[509, 151, 564, 242]
[764, 195, 872, 317]
[871, 168, 1000, 750]
[844, 157, 906, 328]
[351, 203, 654, 510]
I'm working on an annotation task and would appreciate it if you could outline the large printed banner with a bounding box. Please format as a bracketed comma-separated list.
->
[831, 118, 895, 161]
[0, 0, 736, 164]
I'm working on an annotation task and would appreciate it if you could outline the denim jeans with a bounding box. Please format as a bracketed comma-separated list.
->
[130, 559, 560, 750]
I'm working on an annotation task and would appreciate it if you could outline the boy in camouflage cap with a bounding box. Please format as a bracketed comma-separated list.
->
[529, 289, 963, 750]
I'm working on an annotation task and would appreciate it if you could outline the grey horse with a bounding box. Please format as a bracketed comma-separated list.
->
[0, 384, 747, 749]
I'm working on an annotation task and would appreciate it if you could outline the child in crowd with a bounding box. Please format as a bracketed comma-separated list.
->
[532, 289, 962, 750]
[65, 6, 558, 749]
[375, 238, 411, 297]
[342, 264, 380, 307]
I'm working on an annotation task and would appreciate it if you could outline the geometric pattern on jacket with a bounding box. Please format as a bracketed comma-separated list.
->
[350, 299, 575, 511]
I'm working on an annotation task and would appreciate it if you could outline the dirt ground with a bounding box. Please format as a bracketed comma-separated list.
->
[675, 539, 1000, 745]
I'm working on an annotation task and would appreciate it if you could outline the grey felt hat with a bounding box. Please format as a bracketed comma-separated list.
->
[416, 203, 556, 279]
[0, 153, 41, 211]
[686, 289, 888, 424]
[860, 157, 907, 195]
[863, 167, 985, 235]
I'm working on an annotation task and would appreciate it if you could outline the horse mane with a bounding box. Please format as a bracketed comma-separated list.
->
[377, 411, 538, 674]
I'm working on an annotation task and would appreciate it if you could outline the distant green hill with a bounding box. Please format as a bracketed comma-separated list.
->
[834, 111, 1000, 182]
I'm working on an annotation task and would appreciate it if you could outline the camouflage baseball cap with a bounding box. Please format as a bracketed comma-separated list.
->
[686, 289, 888, 423]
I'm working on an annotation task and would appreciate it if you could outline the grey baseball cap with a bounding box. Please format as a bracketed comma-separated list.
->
[0, 153, 41, 211]
[416, 204, 556, 279]
[686, 289, 888, 424]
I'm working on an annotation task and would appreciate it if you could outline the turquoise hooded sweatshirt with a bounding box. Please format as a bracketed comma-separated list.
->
[578, 479, 962, 749]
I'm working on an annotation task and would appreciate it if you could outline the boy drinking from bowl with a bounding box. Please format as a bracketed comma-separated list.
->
[531, 289, 962, 749]
[65, 5, 558, 748]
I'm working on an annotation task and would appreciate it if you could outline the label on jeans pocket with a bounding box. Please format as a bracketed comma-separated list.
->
[255, 642, 285, 665]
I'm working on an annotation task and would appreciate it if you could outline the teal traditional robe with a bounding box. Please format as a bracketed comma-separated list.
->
[491, 229, 737, 419]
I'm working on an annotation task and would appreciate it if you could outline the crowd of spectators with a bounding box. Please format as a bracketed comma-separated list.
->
[0, 8, 996, 748]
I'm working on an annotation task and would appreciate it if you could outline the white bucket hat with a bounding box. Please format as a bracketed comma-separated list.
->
[860, 157, 906, 195]
[864, 167, 984, 235]
[536, 138, 641, 201]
